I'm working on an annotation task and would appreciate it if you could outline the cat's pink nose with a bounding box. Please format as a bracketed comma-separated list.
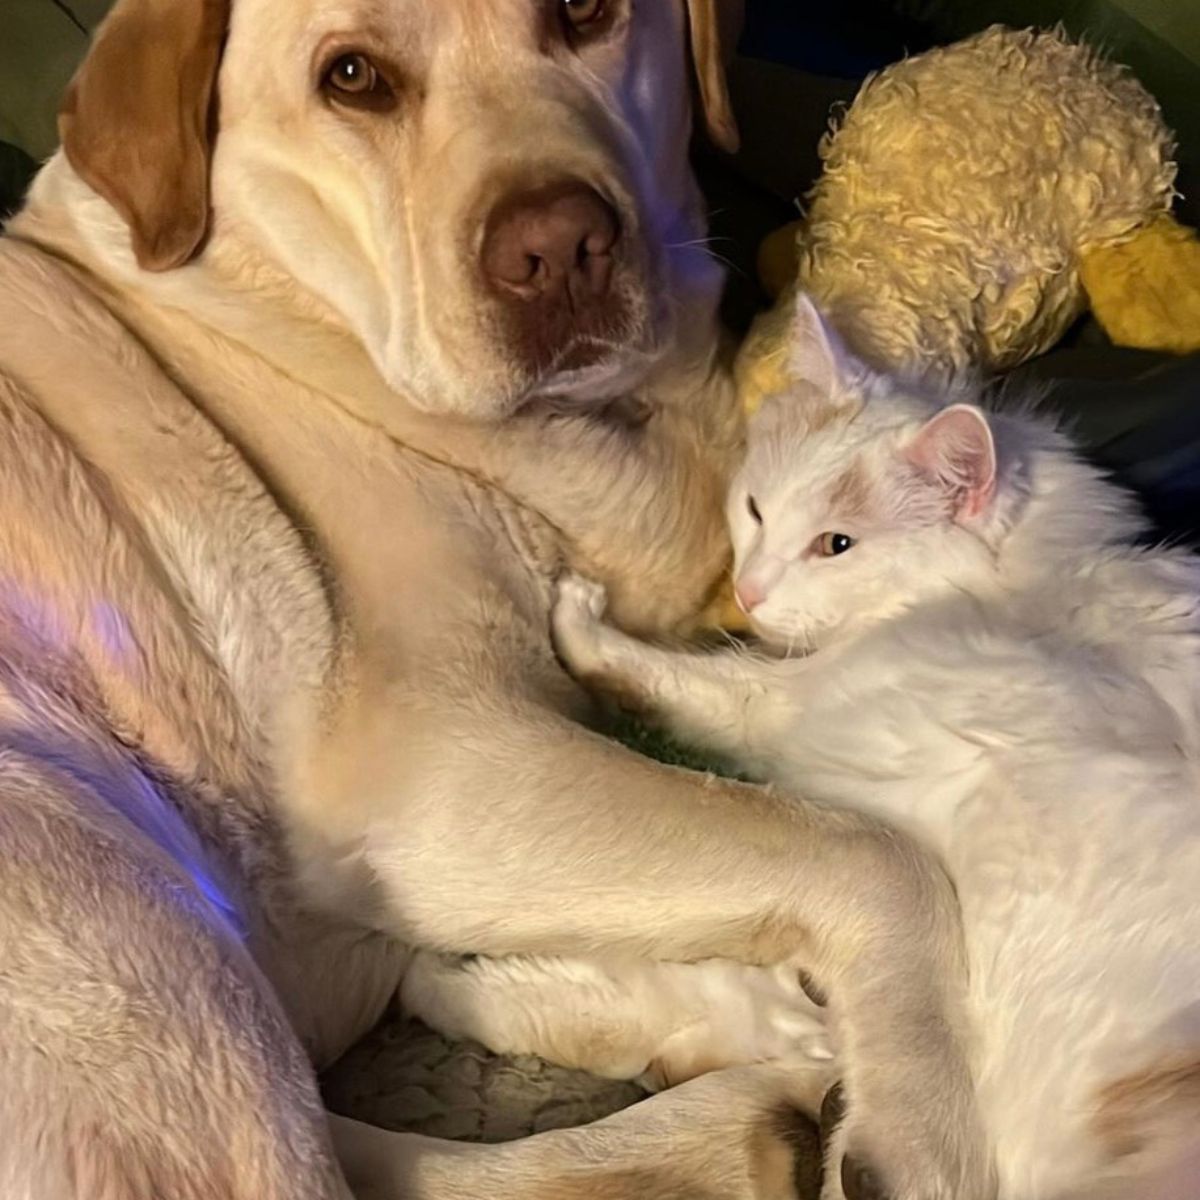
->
[734, 579, 766, 613]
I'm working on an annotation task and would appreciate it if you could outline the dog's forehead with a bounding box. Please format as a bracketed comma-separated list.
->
[227, 0, 436, 56]
[226, 0, 678, 57]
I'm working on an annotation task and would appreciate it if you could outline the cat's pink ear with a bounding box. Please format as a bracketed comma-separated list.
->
[905, 405, 996, 520]
[789, 292, 854, 395]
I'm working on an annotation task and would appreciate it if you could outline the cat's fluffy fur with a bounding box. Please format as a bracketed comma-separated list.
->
[550, 297, 1200, 1199]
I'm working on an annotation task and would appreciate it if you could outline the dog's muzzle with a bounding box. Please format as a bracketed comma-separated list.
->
[480, 178, 633, 378]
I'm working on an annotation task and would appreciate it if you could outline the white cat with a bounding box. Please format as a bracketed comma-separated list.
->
[545, 295, 1200, 1199]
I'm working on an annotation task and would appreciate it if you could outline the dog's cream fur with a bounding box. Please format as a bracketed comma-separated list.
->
[1, 1, 978, 1196]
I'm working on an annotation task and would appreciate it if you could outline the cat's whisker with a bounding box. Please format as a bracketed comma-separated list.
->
[661, 237, 747, 280]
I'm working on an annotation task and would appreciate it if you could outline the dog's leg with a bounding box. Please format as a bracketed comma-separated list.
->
[0, 757, 356, 1200]
[552, 572, 790, 762]
[333, 693, 988, 1200]
[401, 949, 832, 1087]
[329, 1063, 827, 1200]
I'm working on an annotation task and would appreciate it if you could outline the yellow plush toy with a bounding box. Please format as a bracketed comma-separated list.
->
[738, 25, 1200, 416]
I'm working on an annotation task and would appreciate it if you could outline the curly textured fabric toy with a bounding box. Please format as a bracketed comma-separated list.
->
[739, 25, 1191, 412]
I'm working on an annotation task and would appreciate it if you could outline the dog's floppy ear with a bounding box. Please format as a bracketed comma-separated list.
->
[59, 0, 231, 272]
[684, 0, 742, 154]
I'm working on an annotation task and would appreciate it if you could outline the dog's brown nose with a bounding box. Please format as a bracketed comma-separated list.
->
[482, 181, 620, 304]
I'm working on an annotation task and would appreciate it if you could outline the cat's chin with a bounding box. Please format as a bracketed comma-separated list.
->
[748, 623, 819, 658]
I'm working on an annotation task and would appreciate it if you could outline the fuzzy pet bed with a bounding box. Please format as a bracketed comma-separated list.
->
[322, 1013, 645, 1142]
[321, 1014, 826, 1193]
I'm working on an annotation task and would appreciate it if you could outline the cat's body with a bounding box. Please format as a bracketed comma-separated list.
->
[708, 495, 1200, 1198]
[545, 299, 1200, 1199]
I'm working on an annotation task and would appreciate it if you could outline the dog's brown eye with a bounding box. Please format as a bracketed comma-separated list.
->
[320, 51, 397, 112]
[747, 495, 762, 524]
[326, 53, 376, 94]
[563, 0, 606, 30]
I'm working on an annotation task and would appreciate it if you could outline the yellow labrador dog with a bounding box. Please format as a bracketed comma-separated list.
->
[0, 0, 989, 1197]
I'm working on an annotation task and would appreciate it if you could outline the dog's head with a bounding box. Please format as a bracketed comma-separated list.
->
[58, 0, 741, 417]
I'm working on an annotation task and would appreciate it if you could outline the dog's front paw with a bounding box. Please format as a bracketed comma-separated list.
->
[817, 1066, 993, 1200]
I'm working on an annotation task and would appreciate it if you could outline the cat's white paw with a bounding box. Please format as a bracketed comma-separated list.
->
[555, 572, 608, 623]
[552, 572, 609, 670]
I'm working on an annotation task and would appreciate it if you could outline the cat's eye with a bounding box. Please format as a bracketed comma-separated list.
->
[747, 495, 762, 525]
[815, 532, 856, 557]
[563, 0, 607, 29]
[321, 52, 396, 110]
